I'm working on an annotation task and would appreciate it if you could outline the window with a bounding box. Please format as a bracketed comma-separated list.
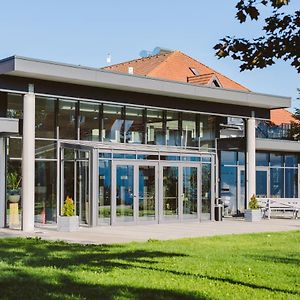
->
[102, 104, 124, 143]
[189, 67, 200, 76]
[58, 99, 77, 140]
[35, 97, 56, 139]
[79, 101, 100, 141]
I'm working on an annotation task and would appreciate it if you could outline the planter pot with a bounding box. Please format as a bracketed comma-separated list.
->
[244, 209, 262, 222]
[8, 194, 20, 203]
[57, 216, 79, 232]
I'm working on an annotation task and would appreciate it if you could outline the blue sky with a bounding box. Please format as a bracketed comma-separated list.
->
[0, 0, 299, 109]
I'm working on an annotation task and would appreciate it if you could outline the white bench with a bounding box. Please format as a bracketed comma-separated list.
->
[258, 198, 300, 219]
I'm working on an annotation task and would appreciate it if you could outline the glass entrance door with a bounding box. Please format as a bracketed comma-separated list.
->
[182, 166, 198, 219]
[112, 161, 158, 223]
[256, 168, 269, 198]
[75, 152, 90, 225]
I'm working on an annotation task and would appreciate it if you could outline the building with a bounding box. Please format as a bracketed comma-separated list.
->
[0, 51, 298, 231]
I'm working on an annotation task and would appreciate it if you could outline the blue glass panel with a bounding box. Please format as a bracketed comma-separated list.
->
[256, 152, 269, 166]
[285, 168, 298, 198]
[270, 168, 284, 197]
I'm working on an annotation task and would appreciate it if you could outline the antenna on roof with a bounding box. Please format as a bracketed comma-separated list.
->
[106, 53, 111, 64]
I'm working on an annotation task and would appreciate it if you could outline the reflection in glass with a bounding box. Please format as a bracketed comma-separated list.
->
[35, 97, 56, 139]
[166, 111, 181, 146]
[199, 115, 216, 149]
[102, 105, 123, 143]
[79, 102, 100, 141]
[58, 99, 77, 140]
[99, 160, 111, 223]
[76, 157, 89, 225]
[202, 163, 211, 220]
[182, 167, 197, 218]
[139, 166, 155, 220]
[270, 168, 284, 197]
[146, 109, 164, 145]
[125, 107, 145, 144]
[35, 161, 56, 223]
[285, 168, 298, 198]
[256, 170, 268, 197]
[116, 165, 134, 221]
[163, 166, 178, 218]
[182, 113, 197, 148]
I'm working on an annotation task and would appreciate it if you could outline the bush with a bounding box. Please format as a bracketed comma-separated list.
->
[62, 196, 75, 216]
[249, 194, 259, 209]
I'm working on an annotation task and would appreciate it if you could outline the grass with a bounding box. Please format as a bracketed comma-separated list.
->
[0, 231, 299, 299]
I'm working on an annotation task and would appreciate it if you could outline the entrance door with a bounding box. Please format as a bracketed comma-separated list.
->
[112, 161, 158, 224]
[256, 167, 269, 198]
[75, 152, 90, 225]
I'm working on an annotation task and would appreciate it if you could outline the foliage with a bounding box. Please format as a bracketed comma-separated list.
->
[249, 194, 259, 209]
[0, 231, 299, 299]
[214, 0, 300, 72]
[7, 172, 21, 191]
[62, 196, 75, 217]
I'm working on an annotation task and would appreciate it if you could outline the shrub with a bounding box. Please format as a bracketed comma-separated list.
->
[62, 196, 75, 216]
[249, 194, 259, 209]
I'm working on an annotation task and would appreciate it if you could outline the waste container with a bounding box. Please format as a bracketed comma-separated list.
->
[214, 204, 223, 221]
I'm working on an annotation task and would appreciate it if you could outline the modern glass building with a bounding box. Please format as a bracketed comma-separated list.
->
[0, 55, 298, 231]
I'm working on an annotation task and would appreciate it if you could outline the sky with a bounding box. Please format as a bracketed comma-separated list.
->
[0, 0, 299, 109]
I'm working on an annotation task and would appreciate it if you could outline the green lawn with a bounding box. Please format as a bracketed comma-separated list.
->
[0, 231, 299, 300]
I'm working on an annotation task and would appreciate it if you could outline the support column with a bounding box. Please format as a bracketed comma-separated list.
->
[246, 117, 256, 206]
[22, 91, 35, 232]
[0, 138, 5, 227]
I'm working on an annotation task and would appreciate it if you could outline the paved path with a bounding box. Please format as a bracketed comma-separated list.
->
[0, 218, 299, 245]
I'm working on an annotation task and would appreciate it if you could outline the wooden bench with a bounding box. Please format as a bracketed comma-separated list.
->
[258, 198, 300, 219]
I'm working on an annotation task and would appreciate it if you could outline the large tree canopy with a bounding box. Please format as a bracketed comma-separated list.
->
[214, 0, 300, 72]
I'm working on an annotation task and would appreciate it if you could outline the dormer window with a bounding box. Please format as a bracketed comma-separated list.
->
[189, 67, 200, 76]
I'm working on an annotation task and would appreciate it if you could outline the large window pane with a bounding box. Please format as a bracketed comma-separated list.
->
[270, 168, 284, 197]
[146, 109, 164, 145]
[99, 160, 111, 224]
[7, 94, 23, 119]
[166, 111, 181, 146]
[58, 100, 77, 140]
[285, 168, 298, 198]
[35, 97, 56, 139]
[256, 152, 269, 166]
[102, 105, 123, 143]
[182, 113, 197, 148]
[199, 115, 216, 149]
[35, 161, 57, 223]
[125, 107, 145, 144]
[79, 102, 100, 141]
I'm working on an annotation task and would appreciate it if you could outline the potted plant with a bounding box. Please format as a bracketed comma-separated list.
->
[57, 196, 79, 232]
[245, 194, 262, 222]
[7, 172, 21, 203]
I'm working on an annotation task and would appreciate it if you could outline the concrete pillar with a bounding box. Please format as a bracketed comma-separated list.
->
[247, 117, 256, 205]
[0, 138, 5, 227]
[22, 92, 35, 232]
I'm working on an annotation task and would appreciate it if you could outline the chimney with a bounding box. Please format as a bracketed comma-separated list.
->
[128, 67, 134, 75]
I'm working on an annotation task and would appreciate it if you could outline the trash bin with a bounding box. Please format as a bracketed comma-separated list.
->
[214, 204, 223, 221]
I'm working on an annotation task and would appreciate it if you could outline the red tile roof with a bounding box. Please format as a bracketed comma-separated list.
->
[270, 109, 298, 125]
[104, 50, 249, 92]
[104, 50, 293, 125]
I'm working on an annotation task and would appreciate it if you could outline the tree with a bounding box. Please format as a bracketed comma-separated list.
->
[214, 0, 300, 73]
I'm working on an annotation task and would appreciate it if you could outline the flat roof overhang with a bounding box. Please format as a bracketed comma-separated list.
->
[0, 56, 291, 110]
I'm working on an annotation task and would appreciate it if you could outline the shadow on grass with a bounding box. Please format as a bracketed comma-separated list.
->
[0, 268, 206, 300]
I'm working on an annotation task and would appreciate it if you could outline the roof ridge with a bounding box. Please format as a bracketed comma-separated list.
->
[102, 51, 174, 70]
[176, 51, 251, 91]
